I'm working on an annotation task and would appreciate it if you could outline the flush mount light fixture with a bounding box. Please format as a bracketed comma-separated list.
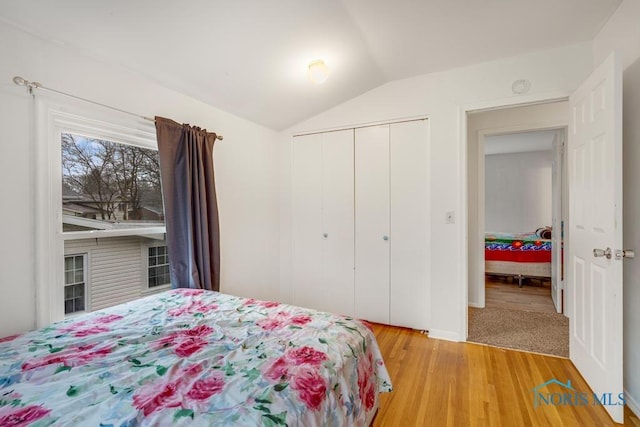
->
[512, 79, 531, 94]
[308, 60, 329, 84]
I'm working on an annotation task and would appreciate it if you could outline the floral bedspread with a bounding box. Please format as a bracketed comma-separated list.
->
[0, 289, 392, 426]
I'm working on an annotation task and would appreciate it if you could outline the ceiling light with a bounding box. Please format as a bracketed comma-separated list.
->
[512, 79, 531, 94]
[308, 60, 329, 84]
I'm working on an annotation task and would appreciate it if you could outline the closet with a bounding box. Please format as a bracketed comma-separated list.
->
[292, 129, 355, 316]
[292, 119, 430, 330]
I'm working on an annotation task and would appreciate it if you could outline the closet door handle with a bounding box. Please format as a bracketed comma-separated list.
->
[323, 233, 328, 238]
[383, 235, 389, 241]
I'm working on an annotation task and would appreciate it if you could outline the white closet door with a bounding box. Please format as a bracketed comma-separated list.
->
[355, 125, 390, 324]
[322, 130, 355, 316]
[292, 134, 323, 311]
[390, 120, 430, 330]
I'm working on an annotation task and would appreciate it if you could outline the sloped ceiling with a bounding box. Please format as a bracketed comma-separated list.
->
[0, 0, 621, 130]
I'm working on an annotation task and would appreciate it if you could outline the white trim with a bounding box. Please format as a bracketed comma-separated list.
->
[458, 107, 469, 340]
[63, 227, 166, 240]
[292, 115, 429, 138]
[428, 328, 464, 342]
[35, 94, 159, 327]
[475, 128, 486, 309]
[625, 389, 640, 420]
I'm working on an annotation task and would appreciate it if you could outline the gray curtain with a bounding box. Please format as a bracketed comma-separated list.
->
[155, 116, 220, 291]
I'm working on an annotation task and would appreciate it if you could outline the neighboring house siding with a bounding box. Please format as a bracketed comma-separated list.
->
[64, 237, 165, 311]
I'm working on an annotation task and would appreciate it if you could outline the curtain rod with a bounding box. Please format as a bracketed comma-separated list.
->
[12, 76, 224, 141]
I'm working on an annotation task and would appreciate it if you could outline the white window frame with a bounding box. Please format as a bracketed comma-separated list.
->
[63, 253, 90, 316]
[142, 242, 172, 294]
[35, 95, 162, 327]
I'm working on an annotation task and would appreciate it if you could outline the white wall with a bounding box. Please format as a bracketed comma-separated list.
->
[593, 0, 640, 416]
[485, 150, 552, 233]
[280, 44, 592, 341]
[0, 22, 281, 337]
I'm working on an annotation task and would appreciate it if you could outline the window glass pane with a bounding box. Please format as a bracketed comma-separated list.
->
[65, 286, 74, 299]
[65, 300, 74, 314]
[147, 245, 170, 288]
[61, 132, 169, 314]
[160, 273, 170, 286]
[61, 133, 164, 232]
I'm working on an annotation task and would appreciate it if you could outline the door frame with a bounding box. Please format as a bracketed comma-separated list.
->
[459, 92, 571, 341]
[471, 124, 566, 310]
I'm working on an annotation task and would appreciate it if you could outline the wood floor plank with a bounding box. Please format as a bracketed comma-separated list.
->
[485, 275, 556, 314]
[371, 323, 638, 426]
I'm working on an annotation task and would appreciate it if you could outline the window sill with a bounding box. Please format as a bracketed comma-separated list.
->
[62, 227, 166, 241]
[142, 284, 172, 295]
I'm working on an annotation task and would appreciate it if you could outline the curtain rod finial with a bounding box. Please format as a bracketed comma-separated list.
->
[13, 76, 27, 86]
[13, 76, 42, 94]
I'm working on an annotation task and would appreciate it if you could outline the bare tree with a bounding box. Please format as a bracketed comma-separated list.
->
[62, 134, 163, 222]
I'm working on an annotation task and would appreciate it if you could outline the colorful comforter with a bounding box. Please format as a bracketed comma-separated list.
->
[0, 289, 392, 426]
[485, 231, 552, 263]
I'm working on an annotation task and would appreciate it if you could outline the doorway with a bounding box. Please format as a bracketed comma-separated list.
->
[466, 102, 569, 357]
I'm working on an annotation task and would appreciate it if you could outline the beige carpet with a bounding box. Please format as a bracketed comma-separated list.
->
[468, 306, 569, 357]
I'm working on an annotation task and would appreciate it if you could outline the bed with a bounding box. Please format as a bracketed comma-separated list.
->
[0, 289, 392, 426]
[485, 231, 552, 287]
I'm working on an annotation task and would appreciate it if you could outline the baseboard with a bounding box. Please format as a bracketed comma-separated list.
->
[468, 302, 484, 308]
[625, 388, 640, 419]
[428, 328, 464, 342]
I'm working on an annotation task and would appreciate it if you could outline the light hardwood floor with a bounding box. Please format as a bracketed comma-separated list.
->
[371, 323, 639, 426]
[485, 275, 556, 314]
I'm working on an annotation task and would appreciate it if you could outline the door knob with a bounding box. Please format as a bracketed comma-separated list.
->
[383, 235, 389, 241]
[323, 233, 328, 238]
[593, 248, 612, 259]
[615, 249, 635, 260]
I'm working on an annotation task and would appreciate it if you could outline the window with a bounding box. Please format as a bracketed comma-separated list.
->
[148, 245, 171, 288]
[64, 254, 86, 314]
[59, 131, 168, 313]
[35, 103, 164, 326]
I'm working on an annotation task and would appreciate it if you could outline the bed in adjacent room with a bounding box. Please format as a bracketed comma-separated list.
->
[0, 289, 391, 426]
[484, 230, 552, 287]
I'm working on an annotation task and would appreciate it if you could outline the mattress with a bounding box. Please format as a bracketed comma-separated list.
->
[0, 289, 392, 426]
[485, 231, 552, 279]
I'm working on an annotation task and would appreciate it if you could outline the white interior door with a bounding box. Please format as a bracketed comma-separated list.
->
[551, 130, 563, 313]
[322, 130, 355, 316]
[389, 120, 430, 329]
[292, 134, 323, 311]
[568, 53, 623, 423]
[355, 125, 390, 324]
